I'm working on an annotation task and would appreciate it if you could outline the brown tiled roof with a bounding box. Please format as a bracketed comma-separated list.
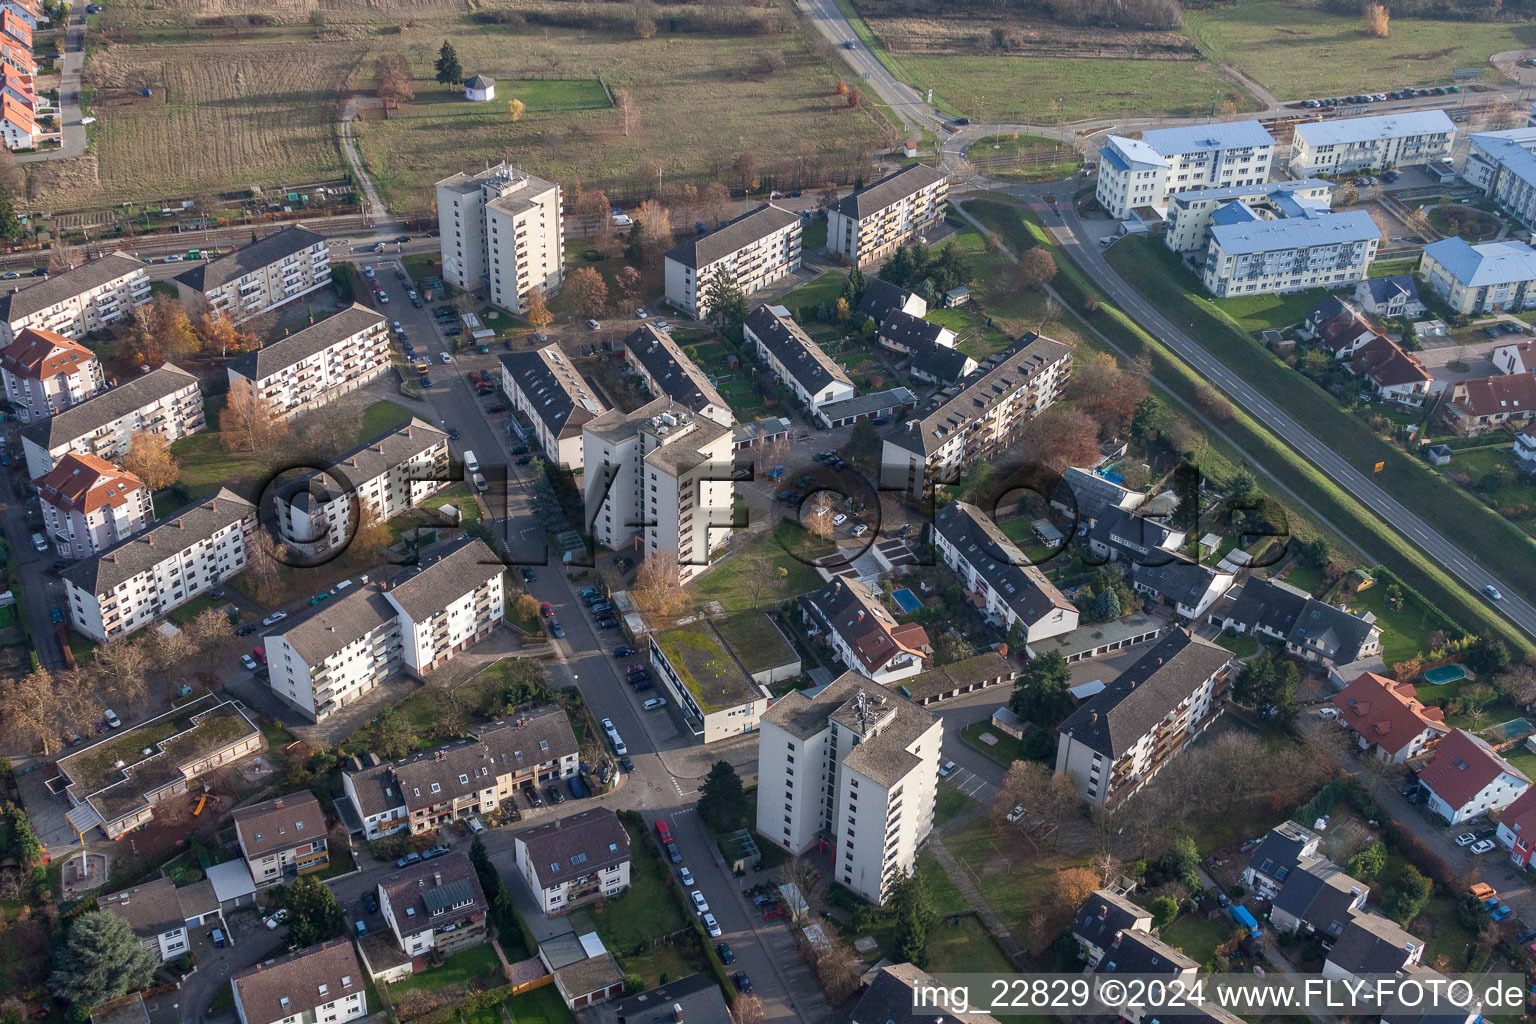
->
[232, 791, 326, 859]
[513, 807, 631, 886]
[1331, 672, 1448, 757]
[0, 327, 94, 379]
[798, 576, 928, 675]
[1418, 728, 1528, 811]
[1448, 371, 1536, 418]
[1350, 335, 1430, 389]
[230, 939, 365, 1024]
[1315, 311, 1377, 354]
[34, 453, 143, 515]
[377, 852, 487, 932]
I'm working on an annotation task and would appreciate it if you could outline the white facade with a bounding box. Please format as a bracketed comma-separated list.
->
[36, 453, 151, 559]
[0, 327, 104, 423]
[21, 363, 204, 479]
[437, 163, 564, 313]
[1096, 121, 1276, 222]
[501, 345, 606, 470]
[513, 811, 633, 917]
[664, 205, 802, 319]
[1164, 179, 1334, 253]
[828, 164, 948, 266]
[1202, 211, 1380, 297]
[265, 591, 401, 722]
[932, 501, 1078, 645]
[743, 304, 855, 412]
[1420, 238, 1536, 315]
[174, 225, 331, 324]
[1289, 109, 1455, 176]
[387, 541, 505, 677]
[0, 252, 151, 344]
[226, 305, 391, 422]
[647, 620, 771, 744]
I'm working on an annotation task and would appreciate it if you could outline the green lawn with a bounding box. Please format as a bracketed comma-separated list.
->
[960, 720, 1033, 768]
[934, 785, 976, 827]
[1371, 259, 1420, 280]
[424, 482, 481, 522]
[968, 132, 1083, 182]
[615, 941, 699, 990]
[1161, 912, 1240, 967]
[927, 304, 1013, 360]
[502, 986, 577, 1024]
[1342, 577, 1451, 665]
[1215, 630, 1259, 658]
[1183, 1, 1536, 101]
[397, 77, 609, 116]
[779, 271, 851, 340]
[690, 520, 832, 614]
[1212, 288, 1328, 334]
[167, 593, 233, 627]
[384, 943, 501, 996]
[926, 913, 1016, 974]
[587, 820, 687, 950]
[804, 218, 828, 253]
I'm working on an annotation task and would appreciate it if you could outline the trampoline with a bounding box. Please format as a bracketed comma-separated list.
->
[1423, 665, 1467, 685]
[891, 588, 922, 614]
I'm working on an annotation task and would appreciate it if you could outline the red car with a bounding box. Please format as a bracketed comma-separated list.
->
[540, 602, 553, 617]
[655, 818, 671, 843]
[760, 903, 783, 920]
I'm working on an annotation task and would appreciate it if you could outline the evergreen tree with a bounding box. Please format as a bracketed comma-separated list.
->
[1009, 651, 1073, 727]
[847, 418, 880, 462]
[1093, 585, 1121, 621]
[885, 246, 915, 287]
[697, 760, 746, 833]
[434, 41, 463, 85]
[49, 913, 159, 1012]
[623, 220, 644, 264]
[280, 875, 347, 948]
[704, 271, 749, 335]
[890, 870, 936, 968]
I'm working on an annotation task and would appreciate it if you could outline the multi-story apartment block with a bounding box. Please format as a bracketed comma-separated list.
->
[1420, 237, 1536, 314]
[664, 204, 802, 319]
[342, 708, 579, 839]
[385, 537, 504, 676]
[20, 362, 204, 478]
[933, 501, 1078, 646]
[232, 791, 329, 887]
[744, 304, 854, 413]
[35, 453, 150, 559]
[0, 252, 151, 343]
[1096, 120, 1276, 221]
[1201, 209, 1380, 297]
[1055, 628, 1233, 809]
[378, 853, 489, 959]
[1463, 127, 1536, 227]
[274, 418, 448, 556]
[56, 694, 263, 838]
[756, 673, 942, 904]
[501, 345, 607, 469]
[1289, 109, 1455, 176]
[799, 577, 930, 686]
[513, 807, 632, 917]
[61, 488, 255, 642]
[231, 940, 368, 1024]
[226, 304, 390, 421]
[436, 163, 564, 313]
[1164, 178, 1334, 252]
[828, 164, 948, 266]
[264, 586, 400, 721]
[648, 618, 771, 743]
[880, 332, 1072, 496]
[621, 324, 733, 426]
[583, 399, 734, 584]
[173, 224, 331, 324]
[0, 326, 104, 421]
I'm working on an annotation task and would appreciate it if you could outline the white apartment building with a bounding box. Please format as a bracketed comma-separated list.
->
[583, 399, 734, 585]
[828, 163, 948, 266]
[173, 224, 330, 324]
[35, 452, 150, 559]
[743, 303, 854, 412]
[756, 673, 942, 904]
[377, 854, 489, 960]
[1055, 629, 1233, 809]
[0, 326, 104, 422]
[513, 808, 632, 917]
[264, 587, 401, 722]
[274, 418, 448, 556]
[226, 304, 390, 421]
[20, 362, 204, 478]
[933, 501, 1078, 645]
[621, 324, 733, 427]
[1420, 237, 1536, 314]
[799, 576, 930, 686]
[60, 488, 256, 642]
[436, 163, 564, 313]
[1096, 120, 1276, 221]
[501, 345, 607, 469]
[1417, 728, 1530, 825]
[648, 618, 771, 743]
[1463, 127, 1536, 229]
[384, 537, 505, 676]
[880, 333, 1073, 497]
[231, 940, 368, 1024]
[664, 203, 802, 319]
[0, 252, 151, 343]
[1201, 209, 1380, 297]
[1289, 109, 1455, 176]
[1164, 178, 1334, 253]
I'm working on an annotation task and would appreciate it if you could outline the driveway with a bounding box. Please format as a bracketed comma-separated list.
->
[182, 908, 289, 1021]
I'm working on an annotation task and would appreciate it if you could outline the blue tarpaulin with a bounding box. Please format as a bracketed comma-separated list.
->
[1230, 905, 1261, 938]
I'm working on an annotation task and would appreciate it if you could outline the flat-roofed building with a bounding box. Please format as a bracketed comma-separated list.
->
[1289, 109, 1455, 176]
[1165, 178, 1334, 252]
[0, 252, 151, 344]
[21, 362, 204, 478]
[226, 305, 390, 421]
[0, 327, 104, 422]
[664, 204, 802, 319]
[1097, 120, 1276, 221]
[436, 163, 564, 313]
[35, 452, 151, 558]
[828, 164, 948, 266]
[648, 618, 771, 743]
[501, 345, 606, 469]
[173, 224, 331, 324]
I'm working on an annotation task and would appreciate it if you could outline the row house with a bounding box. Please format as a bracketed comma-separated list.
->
[36, 452, 150, 559]
[0, 251, 151, 344]
[231, 940, 368, 1024]
[226, 304, 390, 421]
[0, 326, 104, 422]
[744, 304, 854, 415]
[1096, 120, 1276, 222]
[1496, 786, 1536, 866]
[799, 576, 930, 686]
[828, 163, 948, 266]
[233, 791, 329, 887]
[1208, 577, 1382, 669]
[1201, 209, 1380, 298]
[500, 345, 606, 470]
[341, 707, 579, 839]
[1129, 561, 1235, 620]
[1330, 671, 1448, 764]
[932, 500, 1078, 645]
[621, 323, 733, 427]
[173, 224, 331, 324]
[0, 68, 35, 111]
[0, 93, 37, 150]
[21, 361, 204, 478]
[377, 853, 489, 961]
[1323, 911, 1424, 982]
[513, 808, 632, 917]
[436, 163, 564, 314]
[663, 203, 801, 319]
[1289, 109, 1455, 176]
[880, 332, 1073, 497]
[1, 0, 39, 32]
[1420, 237, 1536, 315]
[1245, 823, 1367, 940]
[60, 488, 255, 642]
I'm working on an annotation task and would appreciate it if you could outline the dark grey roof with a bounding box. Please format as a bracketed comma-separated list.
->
[231, 940, 365, 1024]
[499, 346, 605, 439]
[514, 807, 630, 886]
[1224, 578, 1377, 663]
[908, 336, 974, 383]
[174, 224, 325, 292]
[1054, 466, 1145, 524]
[1073, 890, 1152, 951]
[383, 709, 578, 812]
[1223, 577, 1309, 635]
[0, 252, 145, 324]
[851, 963, 1003, 1024]
[22, 363, 199, 450]
[289, 417, 445, 497]
[383, 537, 501, 622]
[1273, 863, 1365, 938]
[62, 488, 255, 596]
[269, 588, 396, 665]
[378, 852, 486, 931]
[1246, 822, 1315, 886]
[1304, 294, 1355, 332]
[1362, 274, 1421, 306]
[664, 204, 799, 270]
[887, 333, 1073, 457]
[614, 974, 731, 1024]
[466, 74, 495, 88]
[935, 501, 1074, 629]
[743, 305, 852, 395]
[228, 304, 384, 382]
[833, 163, 946, 221]
[98, 876, 184, 939]
[1131, 561, 1228, 606]
[1090, 506, 1181, 560]
[623, 324, 728, 415]
[854, 277, 918, 324]
[1094, 929, 1198, 976]
[879, 309, 950, 350]
[1058, 629, 1234, 758]
[1326, 911, 1422, 976]
[816, 386, 916, 422]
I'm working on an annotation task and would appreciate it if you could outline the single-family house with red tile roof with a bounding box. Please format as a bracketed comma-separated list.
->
[1495, 787, 1536, 866]
[0, 93, 35, 150]
[1418, 728, 1530, 825]
[799, 576, 929, 686]
[1442, 371, 1536, 435]
[1349, 335, 1432, 406]
[1331, 672, 1448, 764]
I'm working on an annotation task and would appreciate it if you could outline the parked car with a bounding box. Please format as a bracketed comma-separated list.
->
[568, 776, 588, 799]
[761, 903, 784, 920]
[546, 785, 566, 804]
[1493, 903, 1514, 921]
[1456, 833, 1477, 846]
[362, 892, 379, 913]
[1472, 839, 1496, 855]
[732, 972, 752, 994]
[643, 698, 667, 711]
[681, 867, 695, 886]
[262, 611, 287, 626]
[523, 783, 544, 808]
[241, 654, 259, 671]
[1470, 882, 1497, 899]
[938, 760, 958, 778]
[396, 851, 422, 868]
[549, 620, 565, 638]
[615, 646, 636, 658]
[619, 755, 635, 773]
[716, 942, 734, 964]
[703, 913, 721, 937]
[209, 928, 227, 947]
[665, 842, 682, 864]
[422, 844, 451, 860]
[520, 567, 536, 582]
[263, 909, 289, 930]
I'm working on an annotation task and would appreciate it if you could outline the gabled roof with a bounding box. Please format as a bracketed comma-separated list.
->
[1326, 911, 1422, 976]
[832, 163, 946, 221]
[1362, 274, 1421, 306]
[1055, 466, 1147, 523]
[1448, 371, 1536, 418]
[1424, 237, 1536, 287]
[231, 940, 365, 1024]
[269, 587, 397, 666]
[0, 252, 146, 325]
[1296, 109, 1454, 147]
[879, 308, 951, 350]
[514, 807, 630, 888]
[622, 323, 729, 417]
[1246, 821, 1318, 886]
[0, 326, 94, 380]
[1331, 672, 1448, 756]
[851, 963, 1003, 1024]
[233, 791, 326, 859]
[1350, 335, 1431, 389]
[1072, 890, 1152, 950]
[174, 224, 325, 292]
[1273, 862, 1367, 938]
[663, 203, 799, 270]
[798, 576, 928, 675]
[21, 362, 198, 450]
[935, 501, 1074, 629]
[378, 852, 486, 933]
[1130, 560, 1232, 607]
[228, 304, 384, 382]
[1418, 728, 1529, 812]
[854, 278, 923, 324]
[907, 336, 975, 383]
[743, 304, 852, 396]
[0, 93, 32, 134]
[98, 876, 185, 939]
[61, 488, 254, 596]
[1058, 629, 1232, 758]
[383, 536, 501, 623]
[1094, 928, 1198, 976]
[34, 452, 144, 515]
[1500, 786, 1536, 843]
[500, 345, 606, 439]
[1315, 313, 1378, 354]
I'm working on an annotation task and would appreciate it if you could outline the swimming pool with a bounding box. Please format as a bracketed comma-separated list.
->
[891, 588, 921, 614]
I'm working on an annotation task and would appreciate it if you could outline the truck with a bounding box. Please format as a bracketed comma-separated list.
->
[1229, 904, 1261, 939]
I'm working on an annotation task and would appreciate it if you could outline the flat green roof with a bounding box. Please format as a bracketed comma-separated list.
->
[713, 611, 797, 675]
[653, 620, 764, 714]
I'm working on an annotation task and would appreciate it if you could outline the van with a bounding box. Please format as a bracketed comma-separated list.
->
[609, 730, 628, 757]
[472, 473, 488, 493]
[464, 450, 480, 474]
[655, 818, 672, 842]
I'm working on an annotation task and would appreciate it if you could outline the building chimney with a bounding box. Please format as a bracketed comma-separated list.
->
[672, 1004, 684, 1024]
[433, 871, 442, 887]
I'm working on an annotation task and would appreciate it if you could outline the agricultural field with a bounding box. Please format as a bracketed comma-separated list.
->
[1184, 1, 1536, 101]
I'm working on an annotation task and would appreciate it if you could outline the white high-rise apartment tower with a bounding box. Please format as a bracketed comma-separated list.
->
[436, 163, 564, 313]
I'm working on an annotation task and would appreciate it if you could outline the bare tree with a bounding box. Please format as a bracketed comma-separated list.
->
[776, 856, 823, 924]
[614, 87, 636, 137]
[738, 549, 784, 609]
[731, 995, 766, 1024]
[48, 236, 78, 273]
[0, 667, 85, 756]
[633, 549, 689, 619]
[220, 377, 289, 455]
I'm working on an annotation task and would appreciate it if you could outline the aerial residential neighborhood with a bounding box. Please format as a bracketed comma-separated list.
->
[10, 1, 1536, 1023]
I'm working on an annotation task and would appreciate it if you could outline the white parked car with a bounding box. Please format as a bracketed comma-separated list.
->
[163, 254, 183, 263]
[586, 319, 601, 330]
[79, 116, 95, 125]
[636, 309, 648, 319]
[1315, 707, 1339, 719]
[850, 523, 868, 537]
[832, 513, 849, 526]
[691, 890, 709, 914]
[103, 709, 121, 729]
[703, 913, 721, 937]
[680, 867, 694, 886]
[1005, 804, 1024, 823]
[262, 611, 288, 626]
[472, 473, 488, 493]
[1455, 833, 1477, 846]
[336, 578, 354, 591]
[241, 654, 259, 671]
[440, 352, 451, 364]
[263, 909, 288, 930]
[1471, 839, 1497, 855]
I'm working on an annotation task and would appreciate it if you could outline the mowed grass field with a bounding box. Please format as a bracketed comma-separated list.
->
[1184, 1, 1536, 100]
[349, 20, 888, 212]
